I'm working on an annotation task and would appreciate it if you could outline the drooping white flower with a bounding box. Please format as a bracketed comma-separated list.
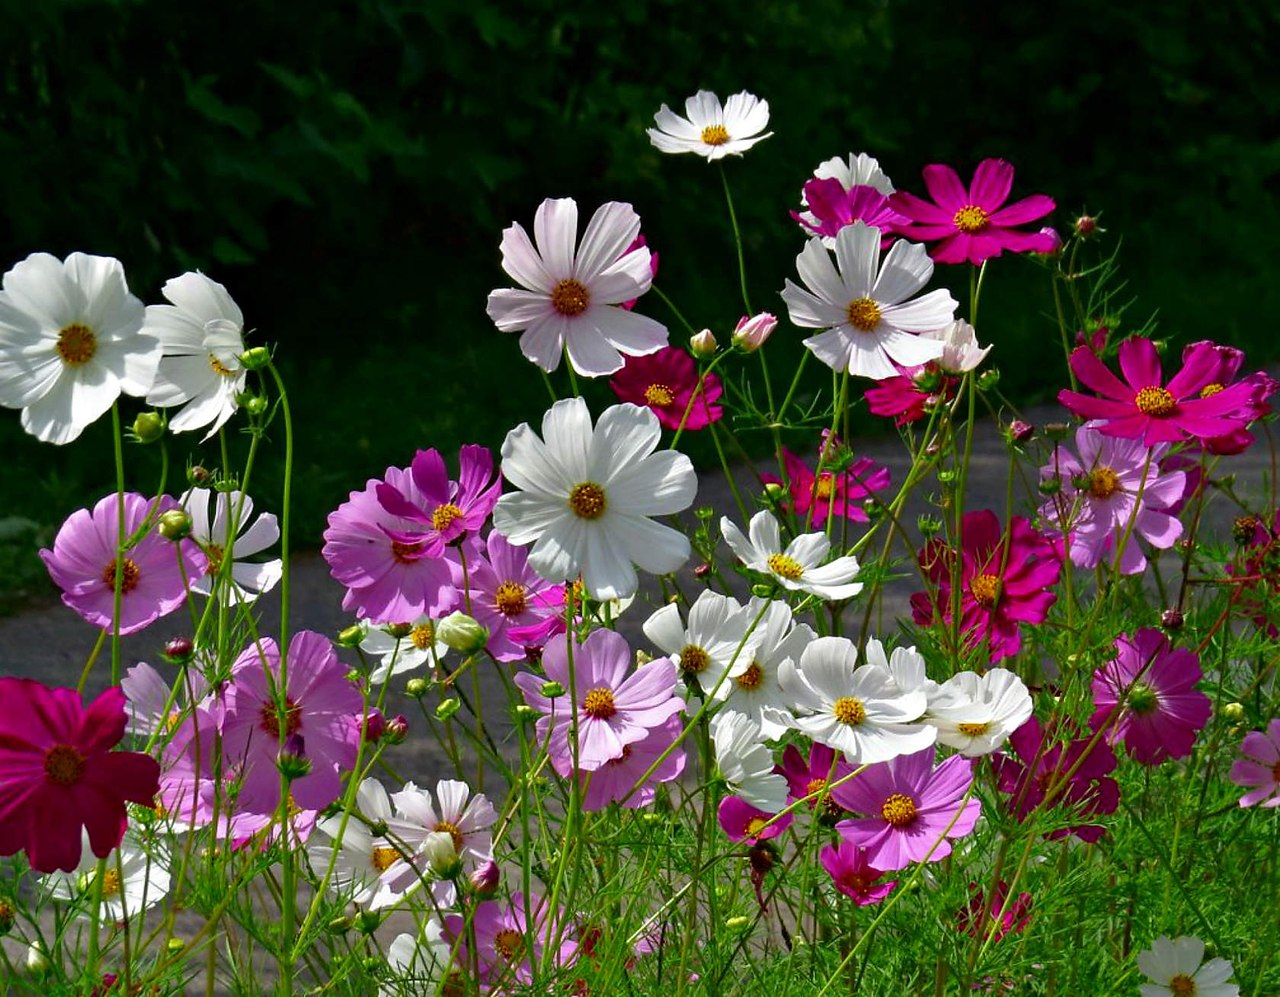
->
[718, 597, 815, 739]
[0, 252, 157, 444]
[920, 320, 991, 374]
[493, 399, 697, 600]
[795, 153, 895, 234]
[309, 778, 419, 910]
[1137, 935, 1239, 997]
[642, 590, 764, 696]
[710, 710, 787, 812]
[926, 668, 1033, 757]
[647, 90, 772, 161]
[143, 272, 248, 438]
[181, 487, 282, 603]
[382, 920, 451, 997]
[361, 616, 449, 684]
[778, 636, 935, 764]
[781, 221, 957, 380]
[721, 510, 862, 601]
[43, 833, 170, 921]
[485, 198, 667, 376]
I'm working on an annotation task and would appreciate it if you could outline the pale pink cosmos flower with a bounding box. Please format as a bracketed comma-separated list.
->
[466, 531, 561, 662]
[717, 795, 793, 844]
[581, 716, 685, 811]
[443, 892, 578, 989]
[1229, 719, 1280, 808]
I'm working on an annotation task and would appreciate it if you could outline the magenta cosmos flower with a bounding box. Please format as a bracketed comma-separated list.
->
[820, 840, 896, 905]
[910, 510, 1061, 663]
[762, 445, 890, 528]
[1185, 340, 1278, 455]
[1229, 719, 1280, 808]
[956, 881, 1033, 941]
[777, 741, 854, 822]
[466, 531, 561, 662]
[718, 795, 793, 844]
[864, 362, 958, 426]
[40, 492, 202, 635]
[791, 179, 908, 248]
[375, 444, 501, 553]
[513, 628, 684, 775]
[1058, 338, 1262, 446]
[890, 158, 1057, 265]
[0, 679, 160, 872]
[831, 748, 980, 871]
[1090, 629, 1210, 765]
[608, 345, 723, 430]
[220, 631, 364, 815]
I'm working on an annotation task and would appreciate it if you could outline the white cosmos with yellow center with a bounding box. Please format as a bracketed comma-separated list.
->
[721, 510, 863, 601]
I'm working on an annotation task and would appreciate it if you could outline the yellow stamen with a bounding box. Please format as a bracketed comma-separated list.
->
[1134, 385, 1176, 416]
[411, 623, 435, 650]
[846, 297, 882, 332]
[1088, 467, 1120, 499]
[494, 580, 527, 616]
[880, 792, 918, 827]
[953, 205, 989, 234]
[644, 383, 675, 407]
[767, 553, 805, 580]
[583, 687, 617, 719]
[679, 644, 709, 674]
[701, 124, 730, 146]
[833, 697, 866, 726]
[969, 573, 1000, 608]
[735, 662, 764, 691]
[551, 278, 590, 317]
[567, 482, 607, 520]
[101, 558, 140, 594]
[370, 846, 400, 872]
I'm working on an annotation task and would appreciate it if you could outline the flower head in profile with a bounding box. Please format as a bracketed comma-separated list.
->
[781, 221, 957, 380]
[1228, 718, 1280, 808]
[609, 345, 723, 430]
[718, 795, 792, 844]
[1137, 935, 1239, 997]
[890, 158, 1057, 265]
[926, 668, 1033, 757]
[642, 589, 765, 694]
[722, 510, 863, 601]
[0, 252, 158, 444]
[794, 153, 894, 234]
[182, 487, 282, 603]
[820, 841, 896, 905]
[647, 90, 771, 160]
[0, 678, 160, 872]
[922, 320, 992, 374]
[485, 198, 667, 376]
[710, 710, 788, 812]
[493, 398, 697, 600]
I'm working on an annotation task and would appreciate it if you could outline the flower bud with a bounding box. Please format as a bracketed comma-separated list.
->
[1222, 702, 1246, 722]
[917, 514, 943, 536]
[161, 636, 196, 666]
[435, 697, 461, 722]
[423, 830, 463, 879]
[1006, 420, 1034, 444]
[385, 714, 409, 744]
[361, 709, 386, 745]
[1233, 515, 1262, 545]
[355, 910, 381, 935]
[913, 366, 943, 393]
[750, 583, 774, 598]
[277, 734, 311, 781]
[1160, 607, 1184, 631]
[1037, 477, 1062, 497]
[514, 704, 539, 722]
[862, 497, 885, 520]
[635, 649, 654, 666]
[336, 624, 365, 648]
[693, 562, 711, 579]
[725, 915, 751, 931]
[470, 859, 500, 898]
[540, 680, 565, 699]
[26, 941, 49, 974]
[732, 312, 777, 352]
[762, 482, 786, 504]
[937, 469, 957, 486]
[405, 677, 429, 699]
[0, 897, 14, 935]
[187, 464, 214, 488]
[689, 329, 717, 358]
[167, 938, 185, 954]
[1073, 215, 1103, 238]
[130, 411, 165, 444]
[437, 611, 489, 654]
[386, 621, 414, 640]
[975, 368, 1001, 391]
[1034, 226, 1063, 256]
[695, 505, 716, 521]
[327, 915, 353, 934]
[245, 394, 269, 417]
[240, 346, 272, 370]
[157, 508, 193, 541]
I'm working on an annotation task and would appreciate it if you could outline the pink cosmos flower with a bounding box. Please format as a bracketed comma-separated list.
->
[1186, 340, 1278, 455]
[832, 748, 980, 871]
[618, 234, 659, 312]
[1058, 338, 1261, 446]
[1039, 424, 1185, 574]
[791, 180, 908, 248]
[776, 742, 853, 821]
[1228, 719, 1280, 808]
[762, 445, 891, 528]
[910, 510, 1061, 663]
[0, 679, 160, 872]
[581, 716, 685, 811]
[890, 158, 1057, 265]
[864, 362, 958, 426]
[375, 444, 501, 553]
[219, 632, 363, 815]
[322, 459, 460, 623]
[40, 492, 202, 635]
[717, 795, 793, 843]
[1232, 508, 1280, 635]
[466, 531, 561, 662]
[514, 628, 684, 775]
[956, 881, 1033, 941]
[608, 346, 723, 430]
[444, 892, 578, 989]
[819, 840, 896, 905]
[991, 717, 1119, 843]
[1090, 629, 1210, 765]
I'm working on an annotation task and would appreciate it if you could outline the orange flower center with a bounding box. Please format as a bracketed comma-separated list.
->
[1199, 382, 1225, 398]
[56, 323, 97, 365]
[644, 383, 675, 407]
[43, 744, 87, 786]
[259, 699, 302, 738]
[880, 792, 918, 827]
[551, 278, 590, 317]
[101, 557, 140, 593]
[958, 721, 991, 737]
[1088, 467, 1120, 499]
[701, 124, 730, 146]
[814, 474, 834, 500]
[846, 297, 882, 332]
[805, 777, 827, 798]
[735, 662, 764, 691]
[209, 355, 237, 378]
[767, 553, 805, 580]
[568, 482, 607, 519]
[204, 544, 224, 575]
[745, 816, 769, 838]
[494, 927, 524, 961]
[583, 687, 617, 719]
[494, 580, 527, 616]
[680, 644, 709, 673]
[370, 845, 400, 872]
[969, 573, 1001, 608]
[434, 820, 465, 853]
[1168, 974, 1196, 997]
[833, 697, 866, 726]
[431, 503, 464, 532]
[953, 205, 990, 234]
[411, 623, 435, 650]
[100, 868, 122, 898]
[1134, 385, 1176, 416]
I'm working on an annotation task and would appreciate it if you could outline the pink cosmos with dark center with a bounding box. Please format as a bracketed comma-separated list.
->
[1089, 629, 1210, 765]
[792, 180, 908, 248]
[1229, 719, 1280, 808]
[581, 715, 685, 811]
[40, 491, 202, 635]
[761, 445, 891, 528]
[956, 880, 1033, 941]
[375, 444, 502, 551]
[832, 748, 980, 871]
[513, 628, 684, 775]
[717, 795, 793, 844]
[1058, 338, 1262, 447]
[890, 158, 1057, 265]
[910, 510, 1061, 663]
[608, 346, 723, 430]
[0, 678, 160, 872]
[466, 530, 561, 662]
[819, 840, 896, 905]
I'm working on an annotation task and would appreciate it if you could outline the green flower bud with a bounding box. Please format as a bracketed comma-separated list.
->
[1038, 476, 1062, 496]
[514, 704, 539, 722]
[166, 938, 185, 954]
[355, 911, 381, 935]
[130, 411, 166, 444]
[917, 514, 943, 536]
[386, 621, 414, 639]
[689, 329, 717, 358]
[26, 942, 49, 973]
[937, 469, 957, 486]
[327, 915, 353, 934]
[762, 482, 786, 503]
[240, 346, 272, 370]
[157, 508, 193, 541]
[437, 611, 489, 654]
[750, 583, 774, 598]
[423, 831, 463, 879]
[1222, 702, 1246, 722]
[336, 624, 365, 648]
[976, 368, 1001, 391]
[435, 697, 461, 722]
[405, 677, 430, 699]
[725, 915, 751, 931]
[540, 681, 565, 698]
[242, 394, 269, 417]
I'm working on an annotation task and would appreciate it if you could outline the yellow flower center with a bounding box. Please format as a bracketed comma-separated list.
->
[204, 544, 224, 575]
[1199, 382, 1225, 398]
[100, 868, 122, 898]
[551, 278, 590, 317]
[953, 205, 990, 234]
[56, 323, 97, 365]
[583, 687, 617, 719]
[814, 474, 834, 500]
[370, 845, 400, 873]
[644, 383, 675, 407]
[969, 573, 1001, 608]
[43, 744, 86, 786]
[846, 297, 882, 332]
[767, 553, 805, 580]
[494, 580, 527, 616]
[1168, 974, 1197, 997]
[209, 355, 237, 378]
[434, 820, 465, 853]
[411, 623, 435, 650]
[833, 697, 866, 726]
[735, 662, 764, 691]
[259, 699, 302, 739]
[701, 124, 730, 146]
[1134, 385, 1176, 416]
[880, 792, 918, 828]
[568, 482, 607, 520]
[679, 644, 710, 674]
[1088, 467, 1120, 500]
[494, 927, 524, 961]
[431, 503, 464, 532]
[745, 816, 769, 838]
[101, 557, 141, 594]
[958, 721, 991, 737]
[805, 777, 827, 798]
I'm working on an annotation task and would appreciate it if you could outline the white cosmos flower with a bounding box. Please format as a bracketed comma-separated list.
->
[387, 779, 497, 873]
[310, 778, 419, 911]
[0, 252, 157, 444]
[485, 198, 668, 376]
[926, 668, 1033, 757]
[642, 590, 764, 696]
[921, 319, 991, 374]
[719, 597, 815, 739]
[493, 398, 697, 600]
[781, 221, 957, 380]
[861, 638, 940, 704]
[710, 710, 787, 811]
[361, 616, 449, 684]
[795, 152, 895, 234]
[121, 660, 207, 738]
[778, 636, 935, 764]
[182, 488, 282, 603]
[383, 920, 450, 996]
[647, 89, 772, 161]
[43, 832, 170, 921]
[721, 510, 863, 601]
[1138, 935, 1239, 997]
[143, 272, 247, 438]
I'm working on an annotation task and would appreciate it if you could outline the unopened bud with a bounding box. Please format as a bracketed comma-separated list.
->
[385, 714, 409, 743]
[693, 562, 711, 579]
[1222, 702, 1246, 722]
[514, 704, 539, 722]
[327, 915, 353, 934]
[725, 915, 751, 930]
[26, 941, 49, 973]
[1007, 420, 1034, 444]
[437, 612, 489, 654]
[937, 469, 957, 486]
[470, 859, 500, 897]
[750, 583, 774, 598]
[187, 464, 213, 488]
[405, 677, 429, 699]
[1233, 515, 1262, 545]
[386, 621, 414, 639]
[336, 624, 365, 648]
[1038, 476, 1062, 496]
[362, 709, 386, 744]
[540, 681, 565, 698]
[277, 734, 311, 781]
[1074, 214, 1102, 238]
[157, 508, 193, 541]
[976, 368, 1001, 391]
[130, 411, 165, 444]
[242, 394, 269, 417]
[162, 636, 195, 665]
[240, 346, 271, 370]
[166, 938, 185, 954]
[732, 312, 777, 352]
[917, 514, 943, 536]
[423, 831, 462, 879]
[1160, 608, 1184, 630]
[695, 505, 716, 521]
[435, 697, 461, 722]
[1035, 226, 1064, 256]
[689, 329, 717, 358]
[0, 897, 14, 935]
[355, 910, 381, 935]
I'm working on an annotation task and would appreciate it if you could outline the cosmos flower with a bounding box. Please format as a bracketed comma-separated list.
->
[1137, 935, 1239, 997]
[820, 841, 896, 905]
[926, 668, 1033, 757]
[580, 716, 686, 811]
[181, 487, 282, 603]
[717, 796, 792, 844]
[466, 531, 561, 662]
[715, 597, 814, 738]
[374, 445, 501, 555]
[794, 152, 895, 236]
[386, 778, 497, 874]
[721, 510, 863, 601]
[608, 345, 722, 430]
[443, 892, 578, 988]
[646, 89, 772, 160]
[762, 445, 891, 528]
[642, 589, 765, 693]
[710, 710, 788, 812]
[792, 179, 908, 248]
[360, 617, 450, 684]
[1228, 718, 1280, 808]
[955, 881, 1033, 942]
[776, 741, 854, 821]
[42, 831, 171, 921]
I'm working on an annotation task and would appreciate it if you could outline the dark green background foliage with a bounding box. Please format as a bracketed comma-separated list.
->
[1, 0, 1277, 596]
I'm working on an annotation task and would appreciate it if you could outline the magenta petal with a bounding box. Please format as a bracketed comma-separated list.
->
[921, 164, 968, 211]
[888, 191, 954, 225]
[988, 194, 1055, 226]
[968, 158, 1014, 210]
[1068, 347, 1134, 401]
[1117, 338, 1163, 391]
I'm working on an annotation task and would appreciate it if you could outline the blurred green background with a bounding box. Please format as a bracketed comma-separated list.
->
[1, 0, 1277, 608]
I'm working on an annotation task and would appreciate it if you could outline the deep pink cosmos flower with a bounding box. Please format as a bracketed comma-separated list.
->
[618, 234, 659, 312]
[581, 716, 685, 811]
[820, 840, 896, 905]
[1232, 507, 1280, 635]
[1186, 340, 1278, 455]
[322, 458, 460, 623]
[956, 881, 1033, 941]
[0, 679, 160, 872]
[791, 179, 908, 247]
[1090, 629, 1210, 765]
[443, 892, 578, 989]
[776, 741, 853, 821]
[513, 628, 684, 775]
[831, 748, 980, 871]
[762, 445, 891, 528]
[608, 346, 723, 431]
[864, 362, 959, 426]
[467, 531, 561, 662]
[718, 795, 793, 843]
[1229, 719, 1280, 807]
[40, 492, 202, 635]
[1058, 338, 1262, 447]
[890, 158, 1057, 265]
[375, 444, 502, 551]
[219, 632, 363, 815]
[910, 510, 1061, 663]
[991, 717, 1119, 843]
